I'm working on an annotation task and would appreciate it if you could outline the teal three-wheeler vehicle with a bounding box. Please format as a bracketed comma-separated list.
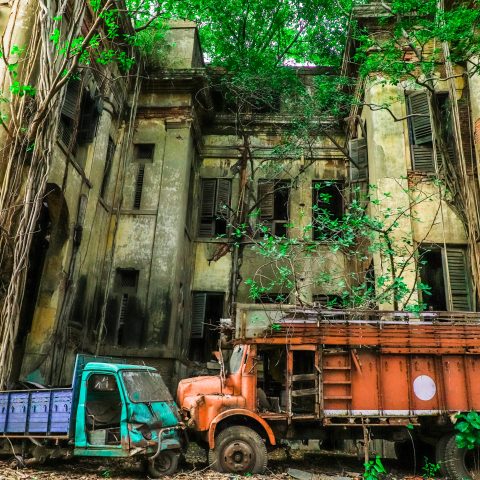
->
[0, 355, 186, 477]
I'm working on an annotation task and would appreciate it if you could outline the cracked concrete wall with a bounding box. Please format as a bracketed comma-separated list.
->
[362, 76, 470, 310]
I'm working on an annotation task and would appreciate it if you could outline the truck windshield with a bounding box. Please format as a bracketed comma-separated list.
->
[122, 370, 173, 403]
[227, 345, 244, 374]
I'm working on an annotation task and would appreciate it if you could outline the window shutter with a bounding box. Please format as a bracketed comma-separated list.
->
[348, 138, 368, 181]
[458, 95, 474, 172]
[412, 145, 435, 173]
[199, 179, 216, 237]
[445, 249, 471, 311]
[77, 92, 101, 144]
[201, 179, 216, 217]
[215, 179, 231, 216]
[61, 80, 81, 119]
[191, 293, 207, 339]
[408, 92, 433, 145]
[258, 181, 274, 219]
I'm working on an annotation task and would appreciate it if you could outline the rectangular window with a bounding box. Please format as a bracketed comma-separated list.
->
[258, 180, 290, 237]
[407, 91, 454, 173]
[348, 138, 368, 181]
[190, 292, 224, 362]
[198, 178, 231, 237]
[134, 143, 155, 162]
[312, 181, 344, 241]
[133, 165, 145, 209]
[105, 269, 143, 347]
[59, 80, 81, 149]
[58, 80, 101, 149]
[254, 293, 288, 304]
[419, 246, 472, 311]
[312, 294, 342, 309]
[100, 137, 115, 199]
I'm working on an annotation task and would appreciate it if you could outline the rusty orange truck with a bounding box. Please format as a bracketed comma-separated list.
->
[177, 305, 480, 479]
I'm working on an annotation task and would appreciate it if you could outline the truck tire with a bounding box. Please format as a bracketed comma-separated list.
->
[147, 451, 180, 478]
[444, 433, 480, 480]
[208, 425, 268, 474]
[435, 434, 451, 477]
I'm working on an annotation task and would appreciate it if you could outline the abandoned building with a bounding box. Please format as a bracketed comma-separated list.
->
[1, 2, 479, 390]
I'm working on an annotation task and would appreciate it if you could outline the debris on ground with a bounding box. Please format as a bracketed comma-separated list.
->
[0, 445, 409, 480]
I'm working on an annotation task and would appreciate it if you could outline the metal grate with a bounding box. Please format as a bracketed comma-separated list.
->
[133, 165, 145, 209]
[116, 269, 138, 289]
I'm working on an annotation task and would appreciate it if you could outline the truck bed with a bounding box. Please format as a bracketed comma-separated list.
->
[0, 388, 73, 437]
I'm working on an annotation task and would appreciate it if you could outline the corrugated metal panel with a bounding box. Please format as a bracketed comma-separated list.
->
[191, 293, 207, 339]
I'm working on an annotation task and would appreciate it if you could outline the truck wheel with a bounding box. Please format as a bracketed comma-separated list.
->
[208, 426, 268, 474]
[147, 451, 180, 478]
[444, 433, 480, 480]
[435, 434, 451, 477]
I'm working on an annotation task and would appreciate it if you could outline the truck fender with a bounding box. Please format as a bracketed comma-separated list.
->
[208, 408, 276, 449]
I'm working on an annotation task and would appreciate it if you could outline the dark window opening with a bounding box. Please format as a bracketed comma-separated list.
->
[254, 293, 288, 304]
[258, 180, 290, 237]
[189, 292, 224, 363]
[116, 268, 139, 290]
[133, 165, 145, 209]
[291, 350, 316, 414]
[105, 269, 143, 348]
[419, 246, 472, 311]
[419, 247, 447, 311]
[134, 143, 155, 162]
[100, 138, 115, 199]
[312, 181, 344, 241]
[312, 294, 342, 309]
[77, 91, 101, 145]
[198, 178, 231, 237]
[58, 80, 101, 151]
[257, 346, 286, 411]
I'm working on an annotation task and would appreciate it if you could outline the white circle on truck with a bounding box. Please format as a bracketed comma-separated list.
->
[413, 375, 436, 401]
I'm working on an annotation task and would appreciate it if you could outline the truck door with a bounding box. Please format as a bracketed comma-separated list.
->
[74, 372, 127, 455]
[287, 345, 320, 418]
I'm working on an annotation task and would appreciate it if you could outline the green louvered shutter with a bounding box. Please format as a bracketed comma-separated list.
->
[408, 91, 433, 145]
[191, 293, 207, 339]
[445, 249, 472, 311]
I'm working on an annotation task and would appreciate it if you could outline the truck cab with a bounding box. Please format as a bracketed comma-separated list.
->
[0, 356, 185, 478]
[75, 362, 184, 476]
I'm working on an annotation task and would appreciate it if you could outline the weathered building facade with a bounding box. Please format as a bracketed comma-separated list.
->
[2, 2, 480, 389]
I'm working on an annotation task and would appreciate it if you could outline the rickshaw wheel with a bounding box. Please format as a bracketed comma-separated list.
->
[146, 450, 179, 477]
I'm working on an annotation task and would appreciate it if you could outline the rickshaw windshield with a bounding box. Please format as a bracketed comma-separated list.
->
[122, 370, 173, 403]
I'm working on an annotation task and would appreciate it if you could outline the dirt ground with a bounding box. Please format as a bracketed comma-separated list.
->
[0, 445, 415, 480]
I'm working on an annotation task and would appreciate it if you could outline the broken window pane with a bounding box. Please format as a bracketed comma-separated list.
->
[122, 370, 173, 403]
